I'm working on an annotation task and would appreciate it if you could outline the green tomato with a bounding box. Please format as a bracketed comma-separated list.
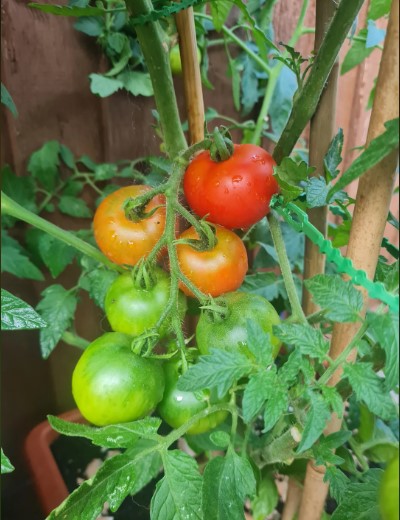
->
[105, 267, 186, 337]
[380, 452, 399, 520]
[169, 44, 202, 75]
[196, 291, 281, 358]
[72, 332, 165, 426]
[157, 360, 228, 435]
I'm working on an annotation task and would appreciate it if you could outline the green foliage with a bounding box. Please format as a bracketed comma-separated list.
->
[331, 469, 383, 520]
[36, 285, 78, 358]
[1, 289, 47, 331]
[0, 449, 14, 474]
[202, 448, 256, 520]
[1, 83, 18, 117]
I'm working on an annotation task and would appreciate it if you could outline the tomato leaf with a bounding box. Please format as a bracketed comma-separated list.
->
[36, 285, 78, 358]
[48, 415, 161, 448]
[74, 16, 104, 37]
[37, 234, 77, 278]
[89, 73, 124, 97]
[1, 289, 47, 331]
[328, 118, 399, 198]
[367, 311, 399, 391]
[210, 0, 232, 31]
[268, 65, 298, 142]
[202, 448, 256, 520]
[93, 163, 117, 181]
[321, 386, 344, 419]
[341, 29, 376, 75]
[1, 449, 14, 474]
[1, 83, 18, 118]
[263, 375, 289, 433]
[367, 0, 391, 20]
[177, 348, 254, 398]
[343, 362, 397, 420]
[241, 272, 281, 301]
[1, 232, 44, 281]
[47, 451, 154, 519]
[118, 71, 154, 97]
[27, 141, 60, 192]
[324, 466, 350, 503]
[273, 323, 329, 362]
[273, 157, 314, 202]
[313, 431, 352, 466]
[245, 319, 274, 366]
[58, 196, 92, 218]
[324, 128, 343, 181]
[150, 450, 203, 520]
[296, 390, 331, 453]
[251, 472, 279, 520]
[1, 165, 37, 228]
[305, 176, 330, 208]
[305, 274, 363, 322]
[79, 268, 118, 310]
[330, 469, 383, 519]
[374, 259, 399, 292]
[242, 371, 272, 423]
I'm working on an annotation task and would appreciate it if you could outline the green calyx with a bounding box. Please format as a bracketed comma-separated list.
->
[209, 126, 234, 162]
[175, 220, 218, 252]
[131, 260, 158, 290]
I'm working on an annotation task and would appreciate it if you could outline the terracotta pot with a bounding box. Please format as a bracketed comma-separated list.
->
[24, 408, 85, 516]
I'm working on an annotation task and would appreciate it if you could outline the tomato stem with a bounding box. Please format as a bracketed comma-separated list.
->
[1, 191, 124, 273]
[267, 212, 307, 323]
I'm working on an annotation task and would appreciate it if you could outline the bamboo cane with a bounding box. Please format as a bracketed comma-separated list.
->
[175, 5, 205, 144]
[283, 2, 340, 517]
[302, 0, 339, 316]
[298, 1, 399, 518]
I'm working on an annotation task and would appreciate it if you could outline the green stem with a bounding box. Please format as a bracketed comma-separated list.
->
[318, 321, 368, 386]
[348, 436, 369, 472]
[251, 0, 310, 145]
[273, 0, 364, 163]
[61, 331, 90, 349]
[194, 12, 272, 76]
[268, 212, 306, 323]
[125, 0, 187, 158]
[1, 192, 124, 273]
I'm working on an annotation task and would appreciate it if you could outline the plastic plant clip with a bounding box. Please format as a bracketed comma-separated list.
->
[270, 195, 399, 314]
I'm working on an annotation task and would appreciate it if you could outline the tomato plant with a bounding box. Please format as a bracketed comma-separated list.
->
[183, 144, 279, 229]
[72, 332, 165, 426]
[196, 291, 281, 358]
[1, 0, 399, 519]
[176, 224, 248, 297]
[157, 360, 229, 435]
[105, 267, 186, 336]
[93, 185, 166, 266]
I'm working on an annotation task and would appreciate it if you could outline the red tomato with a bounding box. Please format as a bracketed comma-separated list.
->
[176, 224, 248, 297]
[183, 144, 278, 229]
[93, 185, 166, 266]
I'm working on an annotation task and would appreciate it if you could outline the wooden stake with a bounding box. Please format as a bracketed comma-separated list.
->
[283, 2, 339, 516]
[175, 6, 205, 144]
[302, 0, 339, 316]
[298, 2, 399, 518]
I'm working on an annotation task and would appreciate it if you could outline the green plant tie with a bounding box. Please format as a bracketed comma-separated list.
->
[129, 0, 205, 26]
[270, 196, 399, 314]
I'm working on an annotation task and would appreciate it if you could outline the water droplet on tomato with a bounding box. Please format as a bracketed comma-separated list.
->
[232, 175, 242, 183]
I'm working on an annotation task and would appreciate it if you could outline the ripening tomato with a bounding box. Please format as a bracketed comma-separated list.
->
[157, 360, 228, 435]
[176, 225, 248, 297]
[72, 333, 165, 426]
[196, 291, 281, 358]
[93, 185, 166, 266]
[183, 144, 279, 229]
